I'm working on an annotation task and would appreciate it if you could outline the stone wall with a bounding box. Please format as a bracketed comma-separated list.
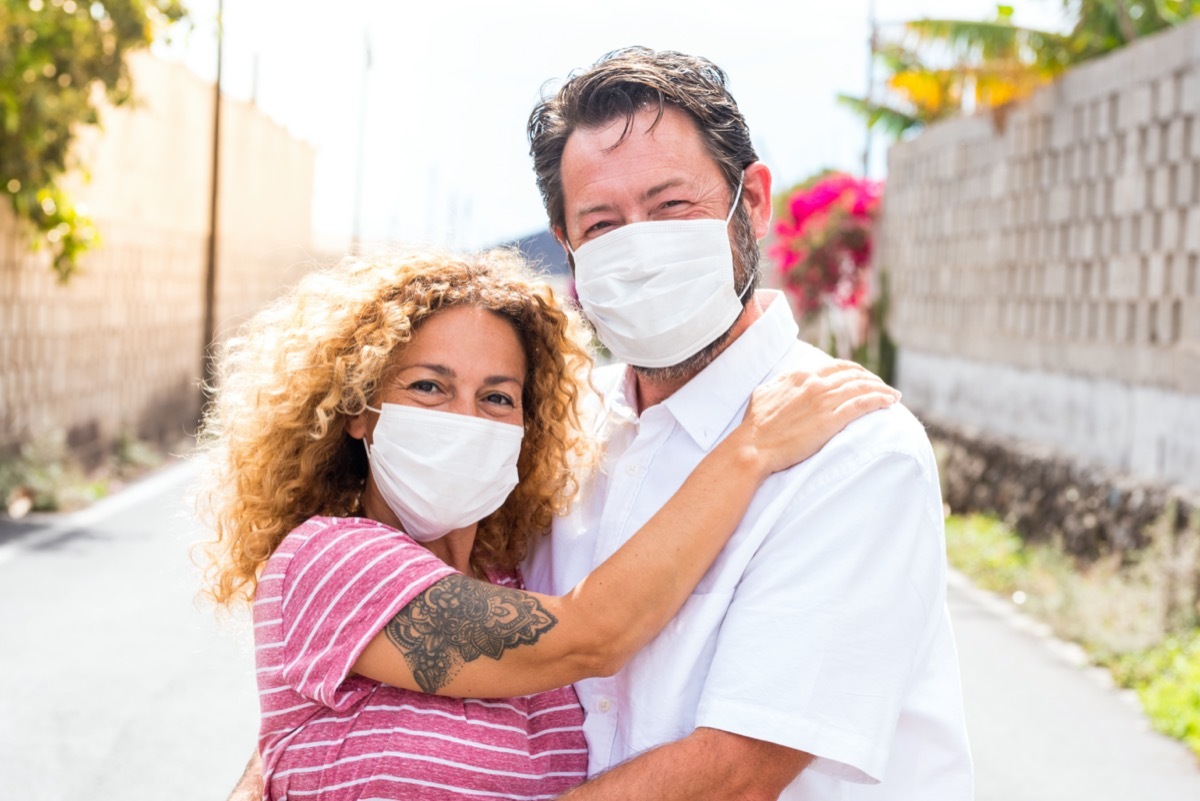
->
[880, 20, 1200, 508]
[0, 53, 317, 462]
[931, 421, 1196, 557]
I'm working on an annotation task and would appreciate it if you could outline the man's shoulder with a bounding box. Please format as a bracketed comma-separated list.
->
[772, 344, 936, 481]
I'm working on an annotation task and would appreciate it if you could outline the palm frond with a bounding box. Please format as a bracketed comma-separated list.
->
[836, 94, 923, 138]
[903, 18, 1072, 71]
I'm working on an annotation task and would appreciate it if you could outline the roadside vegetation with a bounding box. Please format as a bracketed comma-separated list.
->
[946, 511, 1200, 758]
[0, 428, 175, 517]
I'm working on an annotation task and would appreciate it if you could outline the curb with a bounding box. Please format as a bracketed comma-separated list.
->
[0, 459, 200, 568]
[947, 567, 1146, 710]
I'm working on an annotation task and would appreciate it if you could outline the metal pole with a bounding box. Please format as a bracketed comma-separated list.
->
[863, 0, 877, 178]
[201, 0, 223, 392]
[352, 31, 371, 253]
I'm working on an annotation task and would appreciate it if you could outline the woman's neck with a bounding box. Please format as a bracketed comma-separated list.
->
[360, 480, 478, 574]
[421, 527, 479, 575]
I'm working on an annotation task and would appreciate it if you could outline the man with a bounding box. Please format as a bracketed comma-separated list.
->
[228, 46, 972, 800]
[520, 47, 973, 799]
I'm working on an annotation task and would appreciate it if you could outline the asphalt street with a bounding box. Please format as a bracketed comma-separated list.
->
[0, 463, 258, 801]
[1, 461, 1198, 800]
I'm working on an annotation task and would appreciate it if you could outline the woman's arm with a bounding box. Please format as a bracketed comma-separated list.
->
[353, 361, 897, 698]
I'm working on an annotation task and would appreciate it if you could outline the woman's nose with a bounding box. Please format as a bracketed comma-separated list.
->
[446, 395, 480, 418]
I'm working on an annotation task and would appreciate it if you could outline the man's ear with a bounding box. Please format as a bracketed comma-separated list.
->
[554, 226, 576, 274]
[742, 162, 773, 241]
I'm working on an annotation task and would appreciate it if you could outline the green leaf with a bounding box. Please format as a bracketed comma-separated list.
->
[0, 0, 187, 281]
[836, 94, 922, 139]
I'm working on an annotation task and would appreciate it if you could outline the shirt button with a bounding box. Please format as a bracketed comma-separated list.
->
[624, 463, 640, 476]
[597, 698, 612, 713]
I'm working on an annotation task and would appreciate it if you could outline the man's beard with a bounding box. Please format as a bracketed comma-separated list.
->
[630, 206, 761, 384]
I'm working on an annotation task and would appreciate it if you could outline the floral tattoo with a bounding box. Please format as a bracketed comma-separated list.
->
[385, 574, 557, 694]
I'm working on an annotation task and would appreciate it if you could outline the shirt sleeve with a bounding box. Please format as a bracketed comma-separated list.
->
[277, 518, 457, 708]
[694, 438, 947, 784]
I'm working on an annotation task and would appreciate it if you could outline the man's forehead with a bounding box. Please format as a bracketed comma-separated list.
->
[560, 107, 718, 207]
[578, 106, 669, 148]
[566, 105, 699, 156]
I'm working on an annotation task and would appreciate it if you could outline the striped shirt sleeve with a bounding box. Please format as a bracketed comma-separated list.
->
[277, 518, 457, 709]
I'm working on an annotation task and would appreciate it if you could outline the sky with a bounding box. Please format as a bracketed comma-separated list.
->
[159, 0, 1069, 252]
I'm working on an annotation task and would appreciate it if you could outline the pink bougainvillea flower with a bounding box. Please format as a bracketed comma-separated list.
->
[769, 173, 883, 319]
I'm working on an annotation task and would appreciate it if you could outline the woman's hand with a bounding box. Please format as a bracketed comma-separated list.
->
[736, 360, 900, 479]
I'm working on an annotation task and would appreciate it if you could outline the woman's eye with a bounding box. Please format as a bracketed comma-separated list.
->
[484, 392, 515, 408]
[407, 380, 440, 394]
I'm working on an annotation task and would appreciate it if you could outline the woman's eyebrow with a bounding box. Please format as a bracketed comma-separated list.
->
[396, 363, 455, 377]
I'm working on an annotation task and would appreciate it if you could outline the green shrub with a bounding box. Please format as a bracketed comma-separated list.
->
[945, 512, 1200, 759]
[945, 513, 1028, 594]
[1110, 632, 1200, 757]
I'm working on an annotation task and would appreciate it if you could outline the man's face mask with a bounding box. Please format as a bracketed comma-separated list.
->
[567, 175, 750, 369]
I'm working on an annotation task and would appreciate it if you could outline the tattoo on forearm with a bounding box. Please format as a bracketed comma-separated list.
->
[384, 574, 557, 694]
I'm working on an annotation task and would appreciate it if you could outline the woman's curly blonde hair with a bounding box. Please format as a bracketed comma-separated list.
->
[195, 248, 594, 607]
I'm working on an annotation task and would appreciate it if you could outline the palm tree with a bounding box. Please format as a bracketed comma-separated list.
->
[1066, 0, 1199, 60]
[843, 2, 1200, 138]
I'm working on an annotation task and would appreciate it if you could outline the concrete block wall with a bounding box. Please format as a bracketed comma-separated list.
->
[880, 20, 1200, 494]
[0, 53, 317, 462]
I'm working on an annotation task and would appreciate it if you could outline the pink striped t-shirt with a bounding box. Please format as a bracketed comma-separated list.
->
[254, 516, 588, 800]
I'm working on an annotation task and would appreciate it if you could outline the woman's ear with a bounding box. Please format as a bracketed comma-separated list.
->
[346, 411, 370, 441]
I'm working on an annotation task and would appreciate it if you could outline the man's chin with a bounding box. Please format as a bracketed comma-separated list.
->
[629, 328, 733, 384]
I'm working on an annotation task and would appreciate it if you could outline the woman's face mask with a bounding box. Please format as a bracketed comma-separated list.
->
[363, 403, 523, 543]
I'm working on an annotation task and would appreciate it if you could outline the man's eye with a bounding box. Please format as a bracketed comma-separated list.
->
[584, 221, 614, 237]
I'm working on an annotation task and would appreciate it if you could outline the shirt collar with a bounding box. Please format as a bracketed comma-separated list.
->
[600, 290, 799, 450]
[664, 290, 799, 450]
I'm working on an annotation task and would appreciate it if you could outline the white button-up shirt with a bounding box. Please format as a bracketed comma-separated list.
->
[524, 291, 973, 798]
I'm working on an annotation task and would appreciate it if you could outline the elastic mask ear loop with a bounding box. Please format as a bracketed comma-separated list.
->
[361, 403, 382, 461]
[736, 274, 755, 302]
[728, 174, 752, 303]
[725, 175, 745, 224]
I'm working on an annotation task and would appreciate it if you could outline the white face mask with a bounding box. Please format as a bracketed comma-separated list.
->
[362, 403, 524, 543]
[567, 177, 750, 369]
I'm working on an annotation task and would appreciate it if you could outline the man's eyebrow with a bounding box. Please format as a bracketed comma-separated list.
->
[576, 201, 616, 219]
[643, 178, 686, 200]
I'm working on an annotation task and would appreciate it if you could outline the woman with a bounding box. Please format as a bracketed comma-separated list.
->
[198, 248, 897, 800]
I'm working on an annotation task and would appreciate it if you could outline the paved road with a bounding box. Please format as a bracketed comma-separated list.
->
[0, 463, 258, 801]
[949, 573, 1200, 799]
[1, 462, 1198, 800]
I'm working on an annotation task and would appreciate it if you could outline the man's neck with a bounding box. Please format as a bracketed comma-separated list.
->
[632, 295, 764, 412]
